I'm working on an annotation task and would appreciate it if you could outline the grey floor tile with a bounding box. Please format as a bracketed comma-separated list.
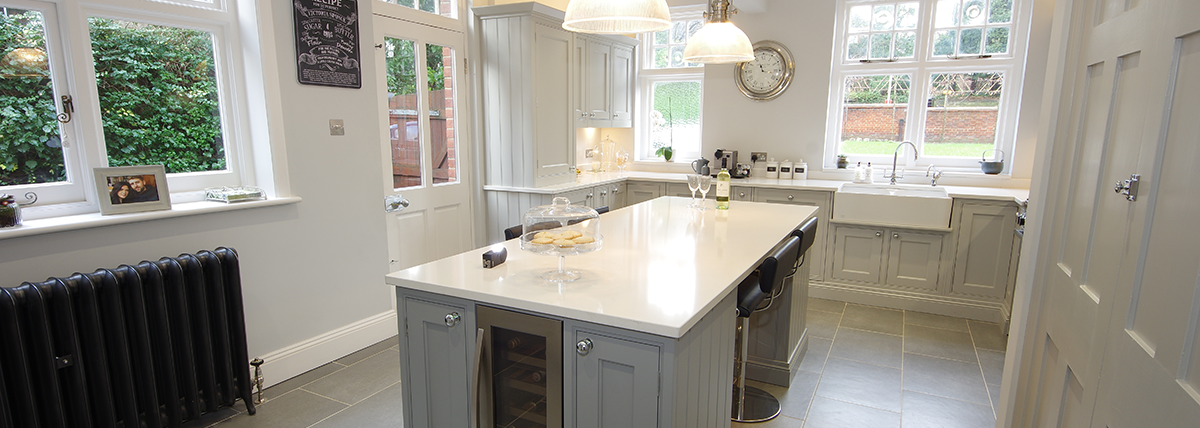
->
[180, 406, 241, 428]
[311, 381, 404, 428]
[211, 390, 348, 428]
[337, 336, 400, 366]
[968, 320, 1008, 352]
[807, 310, 842, 339]
[839, 304, 904, 336]
[799, 337, 832, 374]
[806, 396, 901, 428]
[808, 298, 846, 314]
[732, 414, 807, 428]
[987, 383, 1001, 419]
[977, 349, 1006, 385]
[815, 357, 903, 413]
[264, 362, 345, 398]
[902, 353, 991, 405]
[901, 391, 995, 428]
[749, 371, 821, 421]
[303, 349, 401, 405]
[903, 311, 969, 332]
[904, 324, 977, 362]
[829, 327, 903, 369]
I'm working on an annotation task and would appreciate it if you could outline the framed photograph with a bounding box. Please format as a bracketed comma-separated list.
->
[94, 165, 172, 215]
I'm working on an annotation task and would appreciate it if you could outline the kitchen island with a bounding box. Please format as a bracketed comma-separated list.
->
[386, 197, 818, 428]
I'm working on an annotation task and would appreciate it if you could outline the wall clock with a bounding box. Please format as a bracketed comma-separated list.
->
[735, 40, 795, 101]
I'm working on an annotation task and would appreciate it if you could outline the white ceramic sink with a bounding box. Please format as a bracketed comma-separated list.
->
[833, 183, 952, 229]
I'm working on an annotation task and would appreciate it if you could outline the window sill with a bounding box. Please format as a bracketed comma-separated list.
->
[0, 196, 303, 241]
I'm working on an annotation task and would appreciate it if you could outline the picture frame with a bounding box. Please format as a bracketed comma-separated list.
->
[94, 165, 172, 215]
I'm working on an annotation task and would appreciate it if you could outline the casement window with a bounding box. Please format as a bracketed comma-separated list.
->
[1, 0, 255, 216]
[636, 6, 705, 163]
[826, 0, 1026, 173]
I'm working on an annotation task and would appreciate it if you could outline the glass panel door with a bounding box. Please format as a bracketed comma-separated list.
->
[492, 326, 549, 427]
[384, 36, 422, 189]
[427, 43, 456, 185]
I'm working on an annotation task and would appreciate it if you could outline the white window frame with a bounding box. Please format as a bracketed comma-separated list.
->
[824, 0, 1029, 173]
[635, 5, 705, 163]
[3, 0, 260, 219]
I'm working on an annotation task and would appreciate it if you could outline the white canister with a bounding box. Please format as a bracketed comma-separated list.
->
[794, 159, 808, 180]
[780, 160, 794, 179]
[766, 158, 780, 179]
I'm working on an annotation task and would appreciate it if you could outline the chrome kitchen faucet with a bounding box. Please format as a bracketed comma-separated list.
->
[888, 141, 918, 185]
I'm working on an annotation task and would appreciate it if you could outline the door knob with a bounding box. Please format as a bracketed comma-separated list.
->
[576, 338, 593, 356]
[385, 194, 410, 213]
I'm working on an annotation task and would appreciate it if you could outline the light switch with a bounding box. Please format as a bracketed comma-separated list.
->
[329, 119, 345, 136]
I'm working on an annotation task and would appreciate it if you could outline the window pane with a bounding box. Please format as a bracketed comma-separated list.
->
[933, 30, 957, 56]
[687, 20, 702, 39]
[90, 18, 226, 174]
[670, 20, 686, 44]
[428, 44, 456, 185]
[989, 0, 1013, 23]
[840, 75, 910, 155]
[653, 47, 669, 68]
[959, 28, 983, 55]
[654, 29, 668, 45]
[962, 0, 987, 25]
[847, 34, 868, 60]
[849, 5, 871, 33]
[895, 32, 916, 58]
[896, 3, 919, 29]
[649, 81, 700, 158]
[384, 37, 421, 189]
[383, 0, 455, 18]
[649, 18, 701, 69]
[924, 72, 1002, 157]
[870, 33, 893, 59]
[670, 45, 684, 67]
[872, 5, 894, 31]
[0, 8, 66, 186]
[936, 0, 960, 27]
[985, 26, 1010, 54]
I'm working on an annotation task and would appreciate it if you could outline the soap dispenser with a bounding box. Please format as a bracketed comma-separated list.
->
[854, 162, 865, 183]
[866, 162, 875, 184]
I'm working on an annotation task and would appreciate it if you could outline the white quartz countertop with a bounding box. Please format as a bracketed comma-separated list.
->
[483, 171, 1029, 203]
[386, 197, 819, 339]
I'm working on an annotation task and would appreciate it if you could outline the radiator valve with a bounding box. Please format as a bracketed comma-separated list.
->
[250, 358, 265, 405]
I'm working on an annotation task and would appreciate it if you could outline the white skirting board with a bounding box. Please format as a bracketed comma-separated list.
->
[252, 311, 399, 389]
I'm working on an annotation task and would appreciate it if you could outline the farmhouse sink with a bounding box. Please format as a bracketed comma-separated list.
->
[833, 183, 953, 229]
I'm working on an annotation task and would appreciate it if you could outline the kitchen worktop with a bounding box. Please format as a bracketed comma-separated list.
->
[386, 197, 819, 338]
[482, 170, 1030, 203]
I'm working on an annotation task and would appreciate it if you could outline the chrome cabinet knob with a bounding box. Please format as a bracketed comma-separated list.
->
[893, 233, 900, 239]
[739, 192, 746, 197]
[601, 191, 607, 196]
[576, 338, 593, 356]
[876, 231, 883, 237]
[444, 312, 461, 327]
[787, 195, 794, 200]
[612, 187, 619, 193]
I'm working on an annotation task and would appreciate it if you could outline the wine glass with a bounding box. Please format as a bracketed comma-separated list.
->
[696, 175, 712, 210]
[687, 174, 701, 208]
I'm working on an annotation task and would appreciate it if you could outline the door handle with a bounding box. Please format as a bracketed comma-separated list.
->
[1114, 174, 1140, 201]
[385, 194, 410, 213]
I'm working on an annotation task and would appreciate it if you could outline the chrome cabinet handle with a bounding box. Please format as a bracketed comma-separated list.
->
[576, 338, 593, 356]
[445, 312, 461, 327]
[739, 192, 746, 197]
[893, 233, 900, 239]
[787, 195, 794, 200]
[876, 231, 883, 237]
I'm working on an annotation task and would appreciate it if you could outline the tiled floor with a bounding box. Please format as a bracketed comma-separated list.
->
[198, 299, 1007, 428]
[732, 299, 1008, 428]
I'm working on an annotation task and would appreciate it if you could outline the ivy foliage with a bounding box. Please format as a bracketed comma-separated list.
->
[384, 37, 446, 96]
[0, 9, 63, 186]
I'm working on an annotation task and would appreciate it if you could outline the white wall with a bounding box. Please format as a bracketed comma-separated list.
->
[0, 0, 394, 385]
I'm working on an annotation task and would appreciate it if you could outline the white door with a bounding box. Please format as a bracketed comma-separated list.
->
[375, 14, 474, 272]
[1016, 0, 1200, 425]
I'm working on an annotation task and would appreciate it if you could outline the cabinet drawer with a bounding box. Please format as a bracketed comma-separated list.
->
[732, 186, 753, 201]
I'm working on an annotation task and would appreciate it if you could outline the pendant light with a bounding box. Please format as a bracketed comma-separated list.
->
[682, 0, 754, 64]
[562, 0, 672, 34]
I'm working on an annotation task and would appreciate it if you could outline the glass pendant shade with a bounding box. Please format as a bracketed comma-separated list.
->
[682, 21, 754, 64]
[562, 0, 672, 34]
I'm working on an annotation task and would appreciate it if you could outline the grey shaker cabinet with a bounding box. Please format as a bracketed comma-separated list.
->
[625, 181, 665, 205]
[950, 201, 1019, 299]
[830, 225, 886, 284]
[883, 230, 944, 292]
[566, 324, 662, 428]
[830, 224, 946, 292]
[396, 290, 475, 428]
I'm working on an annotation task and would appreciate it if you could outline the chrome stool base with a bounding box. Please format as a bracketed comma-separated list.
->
[732, 384, 782, 423]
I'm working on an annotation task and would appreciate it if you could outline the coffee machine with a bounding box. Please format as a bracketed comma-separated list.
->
[714, 149, 747, 178]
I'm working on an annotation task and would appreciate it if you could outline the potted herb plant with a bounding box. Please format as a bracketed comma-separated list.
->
[837, 154, 849, 169]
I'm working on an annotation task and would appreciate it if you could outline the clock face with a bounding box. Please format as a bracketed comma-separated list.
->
[736, 41, 794, 101]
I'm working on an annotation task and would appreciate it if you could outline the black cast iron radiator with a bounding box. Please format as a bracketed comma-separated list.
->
[0, 247, 257, 428]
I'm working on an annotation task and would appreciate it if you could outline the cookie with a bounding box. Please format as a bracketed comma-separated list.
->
[563, 230, 583, 239]
[531, 237, 554, 245]
[572, 236, 595, 244]
[553, 239, 576, 247]
[534, 231, 554, 239]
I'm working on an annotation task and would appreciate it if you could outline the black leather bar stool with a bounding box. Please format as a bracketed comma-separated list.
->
[732, 216, 819, 423]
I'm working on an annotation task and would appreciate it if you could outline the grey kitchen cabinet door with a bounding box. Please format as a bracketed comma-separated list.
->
[884, 230, 943, 292]
[665, 182, 694, 198]
[950, 202, 1018, 299]
[830, 225, 885, 284]
[570, 328, 661, 428]
[557, 187, 592, 207]
[607, 182, 627, 209]
[625, 181, 664, 205]
[609, 44, 635, 128]
[400, 293, 474, 428]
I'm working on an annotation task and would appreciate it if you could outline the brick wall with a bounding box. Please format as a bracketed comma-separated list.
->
[841, 105, 998, 144]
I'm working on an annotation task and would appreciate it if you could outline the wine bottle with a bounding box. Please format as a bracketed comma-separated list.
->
[716, 168, 731, 210]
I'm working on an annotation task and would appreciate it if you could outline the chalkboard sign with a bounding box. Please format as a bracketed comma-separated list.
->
[293, 0, 361, 89]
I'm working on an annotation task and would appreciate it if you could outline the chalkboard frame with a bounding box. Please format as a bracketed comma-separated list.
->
[293, 0, 362, 89]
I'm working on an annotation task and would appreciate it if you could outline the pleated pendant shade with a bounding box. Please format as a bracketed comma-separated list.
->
[562, 0, 672, 34]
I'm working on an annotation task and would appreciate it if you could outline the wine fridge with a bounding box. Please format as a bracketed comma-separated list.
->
[476, 305, 563, 428]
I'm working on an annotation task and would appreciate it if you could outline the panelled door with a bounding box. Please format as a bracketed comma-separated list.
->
[374, 11, 474, 273]
[1018, 0, 1200, 425]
